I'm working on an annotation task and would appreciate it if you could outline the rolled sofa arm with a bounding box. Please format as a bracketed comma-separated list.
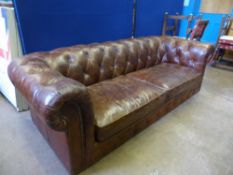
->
[160, 36, 215, 73]
[8, 56, 89, 131]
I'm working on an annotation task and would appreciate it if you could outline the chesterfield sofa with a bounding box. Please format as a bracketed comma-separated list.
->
[8, 36, 214, 174]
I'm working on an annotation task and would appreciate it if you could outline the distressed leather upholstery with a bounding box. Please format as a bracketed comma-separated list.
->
[8, 36, 213, 129]
[88, 74, 166, 128]
[8, 36, 214, 174]
[90, 63, 201, 128]
[92, 63, 203, 141]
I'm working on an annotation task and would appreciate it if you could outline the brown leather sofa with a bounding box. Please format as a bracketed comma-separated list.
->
[8, 36, 214, 174]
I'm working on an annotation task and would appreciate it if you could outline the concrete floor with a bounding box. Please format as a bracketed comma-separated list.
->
[0, 66, 233, 175]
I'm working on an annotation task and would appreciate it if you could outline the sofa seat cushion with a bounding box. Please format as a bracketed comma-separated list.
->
[89, 63, 202, 141]
[127, 63, 202, 100]
[88, 76, 166, 128]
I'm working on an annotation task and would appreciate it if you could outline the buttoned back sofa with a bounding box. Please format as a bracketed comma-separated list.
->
[8, 36, 214, 174]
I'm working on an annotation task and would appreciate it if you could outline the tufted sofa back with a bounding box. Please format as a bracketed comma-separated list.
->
[19, 36, 214, 86]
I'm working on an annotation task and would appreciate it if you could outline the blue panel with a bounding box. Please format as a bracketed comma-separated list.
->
[13, 0, 133, 54]
[179, 0, 201, 37]
[135, 0, 184, 37]
[201, 13, 226, 44]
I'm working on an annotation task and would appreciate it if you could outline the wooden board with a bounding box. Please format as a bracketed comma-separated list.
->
[200, 0, 233, 14]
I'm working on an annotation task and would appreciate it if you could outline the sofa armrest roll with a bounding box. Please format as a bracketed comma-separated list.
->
[160, 37, 215, 73]
[8, 57, 90, 131]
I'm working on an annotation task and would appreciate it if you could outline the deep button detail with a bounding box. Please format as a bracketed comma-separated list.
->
[100, 69, 104, 74]
[64, 54, 71, 62]
[83, 51, 89, 56]
[18, 36, 214, 87]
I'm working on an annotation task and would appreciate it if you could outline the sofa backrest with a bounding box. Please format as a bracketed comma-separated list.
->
[38, 37, 164, 86]
[21, 36, 213, 86]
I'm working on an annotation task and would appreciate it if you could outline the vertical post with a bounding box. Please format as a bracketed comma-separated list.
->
[198, 14, 202, 20]
[131, 0, 137, 38]
[173, 12, 179, 36]
[186, 13, 193, 39]
[218, 15, 228, 40]
[162, 12, 168, 36]
[225, 15, 231, 35]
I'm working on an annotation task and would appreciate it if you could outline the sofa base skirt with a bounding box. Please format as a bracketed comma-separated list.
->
[29, 79, 202, 175]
